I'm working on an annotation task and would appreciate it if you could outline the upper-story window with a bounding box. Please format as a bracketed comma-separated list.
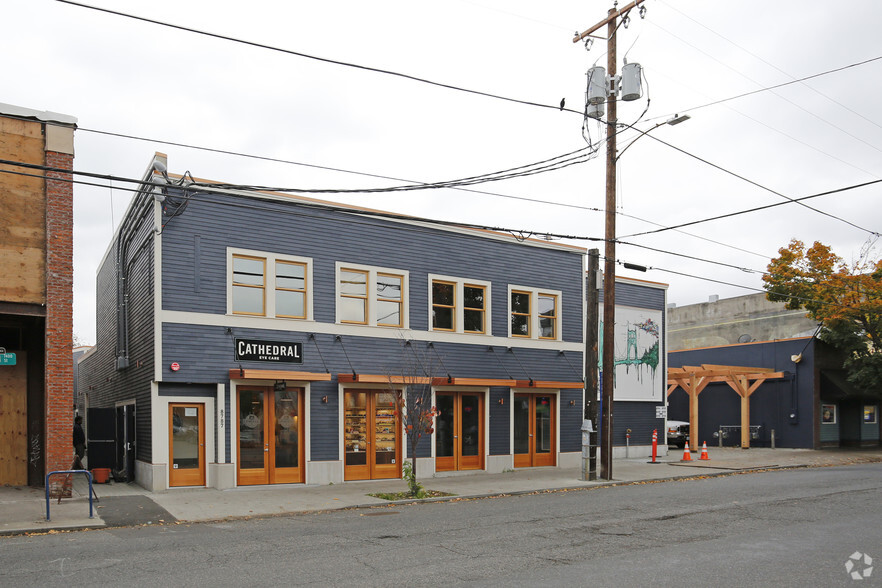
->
[508, 286, 562, 341]
[432, 281, 456, 331]
[538, 293, 558, 339]
[510, 290, 531, 337]
[228, 249, 313, 320]
[276, 261, 307, 319]
[232, 255, 266, 316]
[339, 268, 369, 324]
[336, 263, 408, 328]
[376, 273, 404, 327]
[429, 275, 491, 335]
[463, 284, 486, 333]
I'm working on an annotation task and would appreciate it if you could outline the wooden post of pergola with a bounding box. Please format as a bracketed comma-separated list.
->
[667, 365, 786, 450]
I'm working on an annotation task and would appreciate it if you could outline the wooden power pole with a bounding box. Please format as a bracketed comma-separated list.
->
[574, 0, 646, 480]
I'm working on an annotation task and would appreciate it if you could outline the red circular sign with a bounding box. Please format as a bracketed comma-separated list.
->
[170, 362, 180, 372]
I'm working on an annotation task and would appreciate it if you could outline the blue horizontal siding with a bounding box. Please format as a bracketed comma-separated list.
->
[161, 192, 585, 342]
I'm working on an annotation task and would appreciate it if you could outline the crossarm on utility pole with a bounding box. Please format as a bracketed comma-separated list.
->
[572, 0, 647, 43]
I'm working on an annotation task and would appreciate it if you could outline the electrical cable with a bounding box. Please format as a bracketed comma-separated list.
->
[0, 162, 875, 302]
[657, 0, 882, 133]
[74, 121, 772, 258]
[55, 0, 585, 117]
[645, 54, 882, 124]
[620, 132, 882, 238]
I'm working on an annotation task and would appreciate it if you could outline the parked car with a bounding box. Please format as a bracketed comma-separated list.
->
[666, 420, 690, 449]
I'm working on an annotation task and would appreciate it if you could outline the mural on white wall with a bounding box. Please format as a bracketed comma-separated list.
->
[599, 305, 662, 402]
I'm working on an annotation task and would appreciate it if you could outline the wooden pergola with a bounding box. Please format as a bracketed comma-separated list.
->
[667, 365, 786, 449]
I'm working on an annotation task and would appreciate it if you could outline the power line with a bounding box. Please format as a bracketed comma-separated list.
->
[0, 160, 875, 302]
[658, 0, 882, 133]
[55, 0, 584, 116]
[621, 132, 882, 238]
[647, 53, 882, 124]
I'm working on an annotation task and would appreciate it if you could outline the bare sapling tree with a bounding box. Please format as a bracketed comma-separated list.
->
[387, 340, 440, 498]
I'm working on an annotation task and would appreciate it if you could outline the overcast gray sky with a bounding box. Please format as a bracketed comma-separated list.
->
[4, 0, 881, 344]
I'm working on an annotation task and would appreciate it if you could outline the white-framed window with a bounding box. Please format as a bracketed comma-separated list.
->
[507, 285, 562, 341]
[428, 274, 491, 335]
[864, 405, 877, 424]
[227, 248, 313, 320]
[336, 262, 408, 328]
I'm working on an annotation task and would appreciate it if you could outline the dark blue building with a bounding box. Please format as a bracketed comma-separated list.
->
[669, 338, 881, 449]
[80, 154, 598, 490]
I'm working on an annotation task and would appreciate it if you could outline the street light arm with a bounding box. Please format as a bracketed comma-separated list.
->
[615, 115, 690, 162]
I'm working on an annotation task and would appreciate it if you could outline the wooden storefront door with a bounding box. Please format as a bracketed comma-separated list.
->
[343, 390, 401, 481]
[0, 351, 27, 485]
[435, 392, 484, 472]
[237, 387, 305, 486]
[169, 403, 205, 487]
[513, 394, 556, 468]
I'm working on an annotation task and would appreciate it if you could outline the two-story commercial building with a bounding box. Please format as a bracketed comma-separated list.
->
[80, 153, 593, 491]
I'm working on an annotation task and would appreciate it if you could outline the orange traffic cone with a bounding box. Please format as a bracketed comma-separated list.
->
[681, 442, 692, 461]
[699, 442, 710, 460]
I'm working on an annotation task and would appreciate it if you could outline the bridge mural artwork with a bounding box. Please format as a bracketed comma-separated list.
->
[599, 306, 663, 401]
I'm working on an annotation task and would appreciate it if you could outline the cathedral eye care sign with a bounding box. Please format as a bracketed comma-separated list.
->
[235, 339, 302, 363]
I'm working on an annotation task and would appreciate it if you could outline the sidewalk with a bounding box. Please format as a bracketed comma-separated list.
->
[2, 447, 880, 536]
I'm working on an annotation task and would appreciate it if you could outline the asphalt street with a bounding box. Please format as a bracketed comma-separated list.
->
[2, 464, 879, 587]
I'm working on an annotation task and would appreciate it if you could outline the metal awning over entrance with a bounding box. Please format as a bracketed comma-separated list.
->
[667, 364, 786, 449]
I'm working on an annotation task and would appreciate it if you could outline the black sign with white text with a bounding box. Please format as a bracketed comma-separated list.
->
[235, 338, 303, 363]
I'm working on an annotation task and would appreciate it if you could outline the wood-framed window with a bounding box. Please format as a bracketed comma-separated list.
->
[228, 249, 313, 319]
[232, 255, 266, 316]
[508, 286, 562, 340]
[432, 281, 456, 331]
[336, 263, 409, 328]
[428, 275, 492, 335]
[340, 268, 369, 324]
[376, 273, 404, 327]
[275, 261, 307, 319]
[510, 290, 531, 337]
[463, 284, 486, 334]
[538, 293, 557, 339]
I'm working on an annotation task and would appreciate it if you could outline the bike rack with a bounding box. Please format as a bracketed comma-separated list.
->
[45, 470, 95, 521]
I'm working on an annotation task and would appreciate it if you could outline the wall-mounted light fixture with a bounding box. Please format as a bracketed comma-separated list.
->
[321, 395, 329, 404]
[498, 397, 505, 405]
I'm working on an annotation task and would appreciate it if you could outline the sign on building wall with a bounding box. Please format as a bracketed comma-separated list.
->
[0, 348, 16, 366]
[235, 339, 302, 363]
[598, 305, 663, 402]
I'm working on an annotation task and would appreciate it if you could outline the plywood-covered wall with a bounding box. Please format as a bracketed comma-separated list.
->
[0, 118, 46, 304]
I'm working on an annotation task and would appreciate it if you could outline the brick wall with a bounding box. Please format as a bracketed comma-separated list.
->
[44, 149, 74, 481]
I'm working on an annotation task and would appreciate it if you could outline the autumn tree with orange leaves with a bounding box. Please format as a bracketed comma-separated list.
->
[764, 239, 882, 394]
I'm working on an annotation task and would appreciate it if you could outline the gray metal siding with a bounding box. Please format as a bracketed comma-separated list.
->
[78, 208, 156, 463]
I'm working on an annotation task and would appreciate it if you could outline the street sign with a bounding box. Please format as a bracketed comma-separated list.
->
[0, 352, 16, 366]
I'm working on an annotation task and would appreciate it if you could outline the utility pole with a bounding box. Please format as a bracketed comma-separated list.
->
[583, 248, 600, 481]
[574, 0, 646, 480]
